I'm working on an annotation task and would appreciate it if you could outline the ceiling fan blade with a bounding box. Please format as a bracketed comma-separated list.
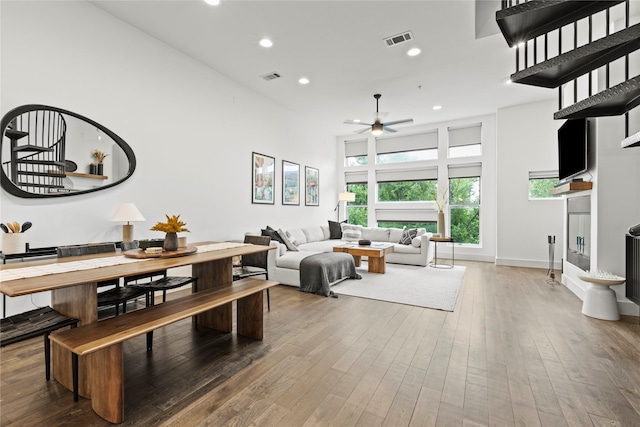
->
[382, 118, 414, 126]
[356, 126, 372, 134]
[382, 126, 398, 133]
[374, 111, 389, 121]
[344, 120, 373, 126]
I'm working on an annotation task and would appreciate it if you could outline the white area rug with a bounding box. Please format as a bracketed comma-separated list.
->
[331, 263, 466, 311]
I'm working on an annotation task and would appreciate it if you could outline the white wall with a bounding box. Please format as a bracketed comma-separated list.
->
[0, 1, 337, 316]
[496, 100, 564, 269]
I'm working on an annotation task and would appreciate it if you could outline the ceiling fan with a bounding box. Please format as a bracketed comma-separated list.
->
[344, 94, 413, 136]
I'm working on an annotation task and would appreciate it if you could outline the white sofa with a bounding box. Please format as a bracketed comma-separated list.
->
[258, 224, 434, 287]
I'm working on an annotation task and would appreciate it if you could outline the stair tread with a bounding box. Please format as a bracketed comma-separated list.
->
[511, 24, 640, 88]
[554, 76, 640, 120]
[496, 0, 624, 47]
[16, 159, 66, 167]
[16, 182, 65, 189]
[17, 170, 66, 178]
[12, 144, 54, 153]
[4, 129, 29, 140]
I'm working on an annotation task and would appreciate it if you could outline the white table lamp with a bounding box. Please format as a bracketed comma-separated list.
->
[112, 203, 145, 242]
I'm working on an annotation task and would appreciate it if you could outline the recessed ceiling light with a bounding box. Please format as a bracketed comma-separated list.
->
[433, 105, 442, 110]
[259, 38, 273, 48]
[298, 77, 310, 85]
[204, 0, 220, 5]
[407, 48, 421, 57]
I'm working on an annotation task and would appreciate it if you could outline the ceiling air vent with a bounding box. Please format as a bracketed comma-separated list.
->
[384, 31, 413, 47]
[261, 72, 281, 81]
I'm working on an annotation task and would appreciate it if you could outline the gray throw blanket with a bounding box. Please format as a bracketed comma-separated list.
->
[299, 252, 361, 297]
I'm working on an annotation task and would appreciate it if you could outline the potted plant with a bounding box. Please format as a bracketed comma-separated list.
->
[150, 214, 189, 251]
[91, 149, 109, 175]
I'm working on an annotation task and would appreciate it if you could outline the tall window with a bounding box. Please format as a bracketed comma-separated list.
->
[448, 123, 482, 158]
[376, 131, 438, 164]
[449, 163, 481, 244]
[376, 168, 438, 202]
[345, 139, 368, 166]
[529, 171, 560, 199]
[346, 182, 368, 226]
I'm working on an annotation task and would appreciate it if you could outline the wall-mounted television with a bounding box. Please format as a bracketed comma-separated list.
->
[558, 118, 589, 182]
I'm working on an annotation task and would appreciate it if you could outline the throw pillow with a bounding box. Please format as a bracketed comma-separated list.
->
[261, 226, 284, 244]
[411, 236, 422, 248]
[341, 223, 363, 241]
[277, 229, 299, 251]
[399, 228, 418, 245]
[328, 220, 344, 239]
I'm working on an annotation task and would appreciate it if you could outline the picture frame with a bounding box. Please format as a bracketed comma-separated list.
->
[282, 160, 300, 205]
[305, 166, 319, 206]
[252, 152, 275, 204]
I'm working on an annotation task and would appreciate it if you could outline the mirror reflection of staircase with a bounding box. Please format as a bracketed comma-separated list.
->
[496, 0, 639, 146]
[3, 110, 69, 194]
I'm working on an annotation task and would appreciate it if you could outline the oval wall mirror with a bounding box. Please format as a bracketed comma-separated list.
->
[1, 104, 136, 198]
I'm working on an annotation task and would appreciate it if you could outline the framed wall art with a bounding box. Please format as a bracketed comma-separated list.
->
[305, 166, 319, 206]
[252, 152, 275, 204]
[282, 160, 300, 205]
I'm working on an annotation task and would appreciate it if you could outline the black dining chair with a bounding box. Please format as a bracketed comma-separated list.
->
[1, 306, 78, 381]
[57, 243, 148, 316]
[233, 235, 271, 311]
[123, 240, 198, 350]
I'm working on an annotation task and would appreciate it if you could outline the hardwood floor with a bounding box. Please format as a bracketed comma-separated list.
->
[1, 261, 639, 426]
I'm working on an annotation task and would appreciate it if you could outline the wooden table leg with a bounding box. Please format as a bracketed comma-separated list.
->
[368, 256, 387, 274]
[192, 258, 232, 332]
[237, 292, 264, 340]
[352, 255, 361, 267]
[51, 282, 97, 398]
[89, 343, 124, 424]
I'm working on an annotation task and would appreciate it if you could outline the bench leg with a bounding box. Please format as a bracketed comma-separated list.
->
[44, 332, 51, 381]
[72, 354, 79, 402]
[237, 292, 264, 340]
[89, 343, 124, 424]
[146, 331, 153, 352]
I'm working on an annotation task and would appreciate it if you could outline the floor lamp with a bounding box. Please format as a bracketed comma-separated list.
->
[112, 203, 145, 242]
[334, 192, 355, 222]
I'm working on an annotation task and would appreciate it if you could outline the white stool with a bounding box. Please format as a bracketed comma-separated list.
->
[579, 275, 625, 321]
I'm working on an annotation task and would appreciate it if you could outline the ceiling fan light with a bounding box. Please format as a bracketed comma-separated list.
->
[371, 123, 384, 136]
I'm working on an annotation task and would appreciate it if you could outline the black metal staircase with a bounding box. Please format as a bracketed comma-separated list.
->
[3, 110, 68, 194]
[497, 0, 639, 146]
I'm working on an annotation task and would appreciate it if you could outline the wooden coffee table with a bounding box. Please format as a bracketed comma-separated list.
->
[333, 243, 394, 274]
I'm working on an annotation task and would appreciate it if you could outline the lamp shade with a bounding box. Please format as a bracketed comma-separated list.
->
[112, 203, 145, 222]
[339, 192, 356, 202]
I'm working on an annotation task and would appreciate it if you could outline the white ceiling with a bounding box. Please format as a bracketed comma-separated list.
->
[90, 0, 555, 136]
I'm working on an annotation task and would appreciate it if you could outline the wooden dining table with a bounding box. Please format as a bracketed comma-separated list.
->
[0, 241, 274, 399]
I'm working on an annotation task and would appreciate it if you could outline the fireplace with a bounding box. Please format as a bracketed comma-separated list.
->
[567, 196, 591, 271]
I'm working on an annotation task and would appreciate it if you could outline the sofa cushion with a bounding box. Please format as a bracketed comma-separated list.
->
[277, 229, 299, 251]
[340, 224, 363, 241]
[276, 250, 320, 269]
[362, 227, 390, 242]
[286, 227, 307, 245]
[302, 226, 325, 243]
[388, 228, 404, 243]
[399, 228, 418, 245]
[321, 225, 331, 240]
[328, 220, 343, 239]
[390, 243, 421, 254]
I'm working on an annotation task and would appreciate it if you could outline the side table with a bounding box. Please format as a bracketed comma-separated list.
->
[429, 236, 454, 269]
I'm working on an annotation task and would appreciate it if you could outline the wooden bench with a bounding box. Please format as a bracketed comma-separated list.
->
[49, 277, 278, 424]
